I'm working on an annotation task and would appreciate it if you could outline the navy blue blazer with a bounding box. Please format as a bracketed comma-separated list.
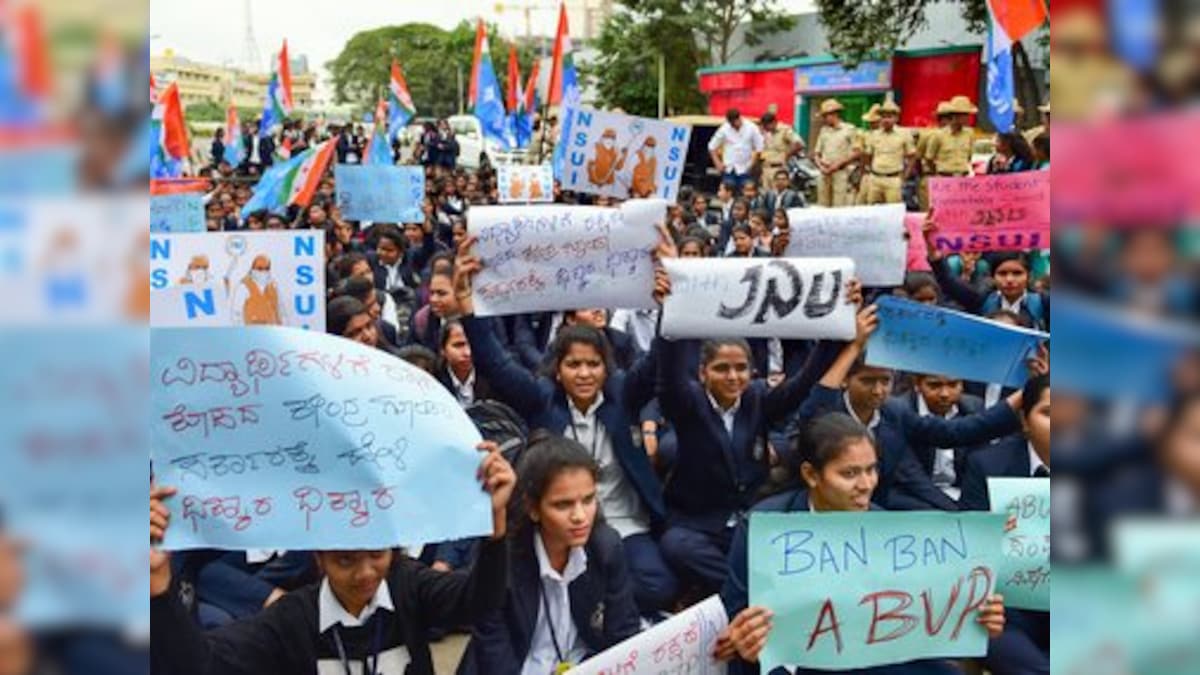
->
[932, 258, 1049, 330]
[720, 489, 956, 675]
[884, 390, 985, 488]
[457, 523, 639, 675]
[959, 435, 1043, 512]
[798, 385, 1020, 511]
[656, 337, 841, 532]
[463, 316, 666, 525]
[511, 312, 558, 371]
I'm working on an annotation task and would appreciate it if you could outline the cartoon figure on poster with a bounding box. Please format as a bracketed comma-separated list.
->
[150, 231, 323, 330]
[564, 107, 690, 200]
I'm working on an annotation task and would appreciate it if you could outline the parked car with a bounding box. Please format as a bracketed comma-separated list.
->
[447, 115, 526, 170]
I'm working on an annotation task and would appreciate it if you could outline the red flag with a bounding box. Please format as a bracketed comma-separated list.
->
[506, 44, 521, 113]
[159, 82, 190, 160]
[278, 39, 294, 110]
[468, 19, 485, 108]
[523, 60, 541, 111]
[150, 178, 211, 195]
[15, 3, 51, 98]
[988, 0, 1048, 42]
[548, 3, 570, 105]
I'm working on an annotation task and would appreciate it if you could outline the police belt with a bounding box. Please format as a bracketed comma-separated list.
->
[936, 171, 969, 176]
[871, 170, 903, 177]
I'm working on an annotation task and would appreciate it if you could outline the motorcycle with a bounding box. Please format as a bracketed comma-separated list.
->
[787, 151, 821, 205]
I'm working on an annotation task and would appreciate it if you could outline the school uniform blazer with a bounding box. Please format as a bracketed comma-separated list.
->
[434, 366, 497, 404]
[721, 490, 952, 675]
[656, 337, 842, 533]
[797, 385, 1020, 512]
[512, 312, 557, 371]
[456, 523, 640, 675]
[884, 390, 985, 487]
[463, 315, 666, 525]
[150, 540, 509, 675]
[932, 258, 1050, 330]
[958, 435, 1040, 512]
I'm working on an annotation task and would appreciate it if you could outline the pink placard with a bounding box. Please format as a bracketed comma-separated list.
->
[904, 212, 931, 272]
[929, 172, 1050, 252]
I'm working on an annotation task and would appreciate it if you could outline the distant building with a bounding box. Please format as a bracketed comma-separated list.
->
[150, 49, 317, 112]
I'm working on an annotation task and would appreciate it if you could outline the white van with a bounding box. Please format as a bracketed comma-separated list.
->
[447, 114, 527, 169]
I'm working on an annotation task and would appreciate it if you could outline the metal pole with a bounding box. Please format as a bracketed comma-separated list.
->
[657, 51, 665, 119]
[457, 64, 464, 115]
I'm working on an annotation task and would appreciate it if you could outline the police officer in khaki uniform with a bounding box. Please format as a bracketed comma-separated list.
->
[863, 99, 915, 204]
[813, 98, 859, 207]
[759, 111, 804, 181]
[1023, 101, 1048, 146]
[852, 104, 880, 205]
[913, 101, 952, 211]
[924, 95, 976, 179]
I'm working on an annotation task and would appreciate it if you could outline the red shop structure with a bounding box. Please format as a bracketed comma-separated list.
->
[697, 45, 983, 144]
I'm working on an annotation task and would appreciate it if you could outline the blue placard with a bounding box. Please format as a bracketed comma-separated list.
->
[1053, 293, 1196, 402]
[795, 61, 892, 93]
[749, 511, 1006, 670]
[150, 193, 206, 233]
[866, 295, 1048, 388]
[334, 164, 424, 223]
[150, 326, 490, 550]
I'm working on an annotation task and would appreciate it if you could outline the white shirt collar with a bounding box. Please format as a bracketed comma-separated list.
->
[1001, 292, 1028, 314]
[448, 366, 475, 390]
[569, 392, 605, 420]
[1027, 441, 1049, 477]
[844, 391, 881, 431]
[916, 395, 959, 420]
[317, 577, 395, 634]
[534, 530, 588, 584]
[706, 391, 742, 435]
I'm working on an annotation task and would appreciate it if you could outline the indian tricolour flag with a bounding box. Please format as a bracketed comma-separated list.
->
[388, 59, 416, 137]
[280, 139, 336, 208]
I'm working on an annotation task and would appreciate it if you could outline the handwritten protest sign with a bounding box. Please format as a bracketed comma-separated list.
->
[335, 164, 424, 222]
[1053, 293, 1196, 403]
[566, 595, 728, 675]
[866, 295, 1047, 388]
[661, 257, 856, 340]
[151, 193, 206, 233]
[0, 328, 147, 627]
[905, 212, 932, 272]
[498, 164, 554, 203]
[150, 326, 491, 550]
[560, 106, 691, 201]
[149, 230, 325, 330]
[929, 172, 1049, 252]
[784, 204, 907, 286]
[749, 511, 1005, 671]
[468, 199, 666, 316]
[988, 478, 1050, 611]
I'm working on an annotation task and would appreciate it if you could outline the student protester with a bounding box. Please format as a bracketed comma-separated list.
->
[436, 319, 494, 406]
[370, 221, 438, 295]
[924, 214, 1049, 330]
[959, 373, 1050, 674]
[148, 442, 517, 675]
[451, 229, 680, 615]
[651, 281, 857, 596]
[718, 413, 1008, 675]
[764, 168, 804, 212]
[333, 275, 400, 348]
[326, 295, 401, 356]
[885, 373, 986, 501]
[457, 433, 640, 674]
[716, 198, 751, 256]
[796, 305, 1026, 511]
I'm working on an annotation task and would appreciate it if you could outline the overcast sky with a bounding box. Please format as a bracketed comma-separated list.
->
[150, 0, 818, 76]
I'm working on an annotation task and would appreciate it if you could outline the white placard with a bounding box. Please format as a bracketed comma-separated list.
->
[497, 164, 554, 203]
[149, 230, 325, 330]
[662, 257, 856, 339]
[559, 106, 691, 201]
[468, 199, 666, 316]
[566, 595, 729, 675]
[784, 203, 907, 287]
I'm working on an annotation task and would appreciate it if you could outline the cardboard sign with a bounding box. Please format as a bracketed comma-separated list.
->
[559, 106, 691, 201]
[497, 164, 554, 203]
[335, 164, 424, 223]
[785, 204, 908, 286]
[929, 173, 1050, 252]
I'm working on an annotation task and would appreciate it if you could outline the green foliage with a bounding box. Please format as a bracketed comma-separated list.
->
[814, 0, 990, 67]
[326, 21, 539, 120]
[184, 100, 257, 123]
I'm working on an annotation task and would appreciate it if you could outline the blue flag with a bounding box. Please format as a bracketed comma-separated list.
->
[985, 10, 1015, 133]
[551, 63, 580, 179]
[239, 152, 305, 219]
[473, 36, 516, 151]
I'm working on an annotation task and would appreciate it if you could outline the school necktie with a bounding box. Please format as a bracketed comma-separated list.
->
[1034, 466, 1050, 478]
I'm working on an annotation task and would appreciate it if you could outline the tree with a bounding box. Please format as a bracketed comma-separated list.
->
[814, 0, 1047, 124]
[326, 22, 539, 120]
[685, 0, 796, 65]
[587, 7, 707, 116]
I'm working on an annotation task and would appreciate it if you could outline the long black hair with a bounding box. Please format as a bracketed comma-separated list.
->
[542, 324, 615, 381]
[509, 431, 601, 538]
